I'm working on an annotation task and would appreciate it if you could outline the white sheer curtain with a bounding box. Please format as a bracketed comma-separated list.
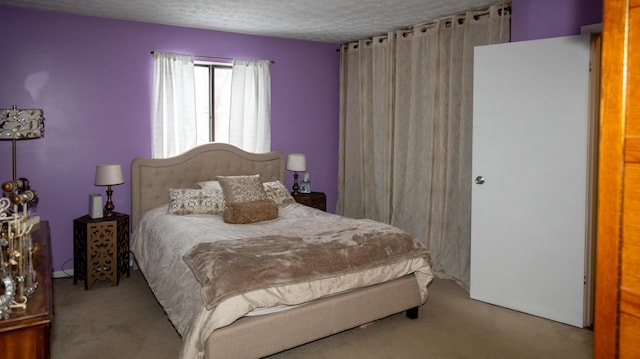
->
[338, 4, 510, 289]
[151, 52, 197, 158]
[228, 59, 272, 153]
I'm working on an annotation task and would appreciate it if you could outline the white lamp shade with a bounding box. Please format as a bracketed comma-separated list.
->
[94, 164, 124, 186]
[286, 153, 306, 172]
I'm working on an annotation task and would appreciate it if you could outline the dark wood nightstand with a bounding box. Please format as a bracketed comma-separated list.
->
[292, 192, 326, 212]
[73, 212, 130, 290]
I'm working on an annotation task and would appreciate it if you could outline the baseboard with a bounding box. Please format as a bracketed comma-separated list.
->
[53, 269, 73, 278]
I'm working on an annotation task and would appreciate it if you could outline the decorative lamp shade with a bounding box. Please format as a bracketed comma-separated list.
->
[286, 153, 306, 172]
[0, 106, 44, 140]
[94, 164, 124, 186]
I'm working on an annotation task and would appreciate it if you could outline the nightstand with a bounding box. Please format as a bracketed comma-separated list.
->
[73, 212, 130, 290]
[292, 192, 326, 212]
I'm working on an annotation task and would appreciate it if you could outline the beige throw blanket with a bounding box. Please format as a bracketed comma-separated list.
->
[183, 226, 430, 310]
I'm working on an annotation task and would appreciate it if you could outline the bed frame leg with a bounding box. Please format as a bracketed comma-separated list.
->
[406, 306, 419, 319]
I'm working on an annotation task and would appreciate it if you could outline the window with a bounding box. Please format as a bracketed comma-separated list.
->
[154, 53, 269, 157]
[194, 63, 232, 145]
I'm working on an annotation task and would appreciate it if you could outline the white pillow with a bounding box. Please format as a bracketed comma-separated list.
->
[263, 181, 295, 206]
[197, 180, 222, 192]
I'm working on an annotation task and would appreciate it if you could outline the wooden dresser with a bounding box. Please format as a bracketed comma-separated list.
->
[0, 221, 53, 359]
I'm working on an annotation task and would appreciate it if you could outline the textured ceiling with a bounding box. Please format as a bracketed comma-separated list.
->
[0, 0, 501, 43]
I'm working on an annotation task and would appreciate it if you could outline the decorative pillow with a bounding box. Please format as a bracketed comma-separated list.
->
[167, 188, 225, 215]
[197, 180, 223, 192]
[217, 174, 267, 204]
[222, 199, 278, 224]
[263, 181, 295, 206]
[201, 179, 293, 205]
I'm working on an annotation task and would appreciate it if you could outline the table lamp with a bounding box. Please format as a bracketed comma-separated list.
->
[286, 153, 306, 195]
[94, 164, 124, 216]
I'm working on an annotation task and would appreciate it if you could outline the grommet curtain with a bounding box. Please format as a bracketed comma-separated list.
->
[337, 3, 511, 289]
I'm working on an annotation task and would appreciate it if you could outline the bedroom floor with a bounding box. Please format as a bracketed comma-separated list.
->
[51, 271, 593, 359]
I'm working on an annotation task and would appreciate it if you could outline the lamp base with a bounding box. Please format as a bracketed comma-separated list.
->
[292, 171, 300, 195]
[104, 185, 115, 216]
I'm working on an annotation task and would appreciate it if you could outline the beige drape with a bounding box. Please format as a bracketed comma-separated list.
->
[337, 4, 510, 289]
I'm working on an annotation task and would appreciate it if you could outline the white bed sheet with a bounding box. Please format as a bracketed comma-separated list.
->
[131, 202, 433, 359]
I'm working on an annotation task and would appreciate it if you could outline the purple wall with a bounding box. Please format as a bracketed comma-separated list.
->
[512, 0, 603, 41]
[0, 5, 340, 274]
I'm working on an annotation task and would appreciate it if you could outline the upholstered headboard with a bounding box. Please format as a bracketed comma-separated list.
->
[130, 143, 285, 230]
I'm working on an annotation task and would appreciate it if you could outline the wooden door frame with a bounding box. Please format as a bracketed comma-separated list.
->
[594, 0, 629, 357]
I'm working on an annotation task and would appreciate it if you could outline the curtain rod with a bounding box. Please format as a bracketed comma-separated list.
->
[338, 1, 511, 49]
[150, 51, 275, 64]
[406, 4, 511, 34]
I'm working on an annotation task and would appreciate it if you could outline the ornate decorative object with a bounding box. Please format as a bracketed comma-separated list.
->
[0, 197, 37, 319]
[87, 222, 117, 286]
[0, 272, 15, 319]
[0, 105, 44, 318]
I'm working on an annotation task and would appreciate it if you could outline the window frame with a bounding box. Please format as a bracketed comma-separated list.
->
[194, 62, 232, 142]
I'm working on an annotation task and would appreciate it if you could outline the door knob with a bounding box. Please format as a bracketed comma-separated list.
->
[475, 176, 485, 185]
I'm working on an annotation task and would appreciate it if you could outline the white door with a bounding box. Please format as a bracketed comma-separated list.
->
[470, 35, 593, 328]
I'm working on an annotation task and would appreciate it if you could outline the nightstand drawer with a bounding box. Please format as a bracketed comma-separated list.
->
[293, 192, 326, 211]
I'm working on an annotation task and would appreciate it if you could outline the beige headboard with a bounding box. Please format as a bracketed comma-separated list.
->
[130, 143, 285, 230]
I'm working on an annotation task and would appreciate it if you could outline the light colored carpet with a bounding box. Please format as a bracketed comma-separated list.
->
[51, 271, 593, 358]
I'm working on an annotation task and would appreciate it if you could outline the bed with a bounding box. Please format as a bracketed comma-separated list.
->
[130, 143, 433, 359]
